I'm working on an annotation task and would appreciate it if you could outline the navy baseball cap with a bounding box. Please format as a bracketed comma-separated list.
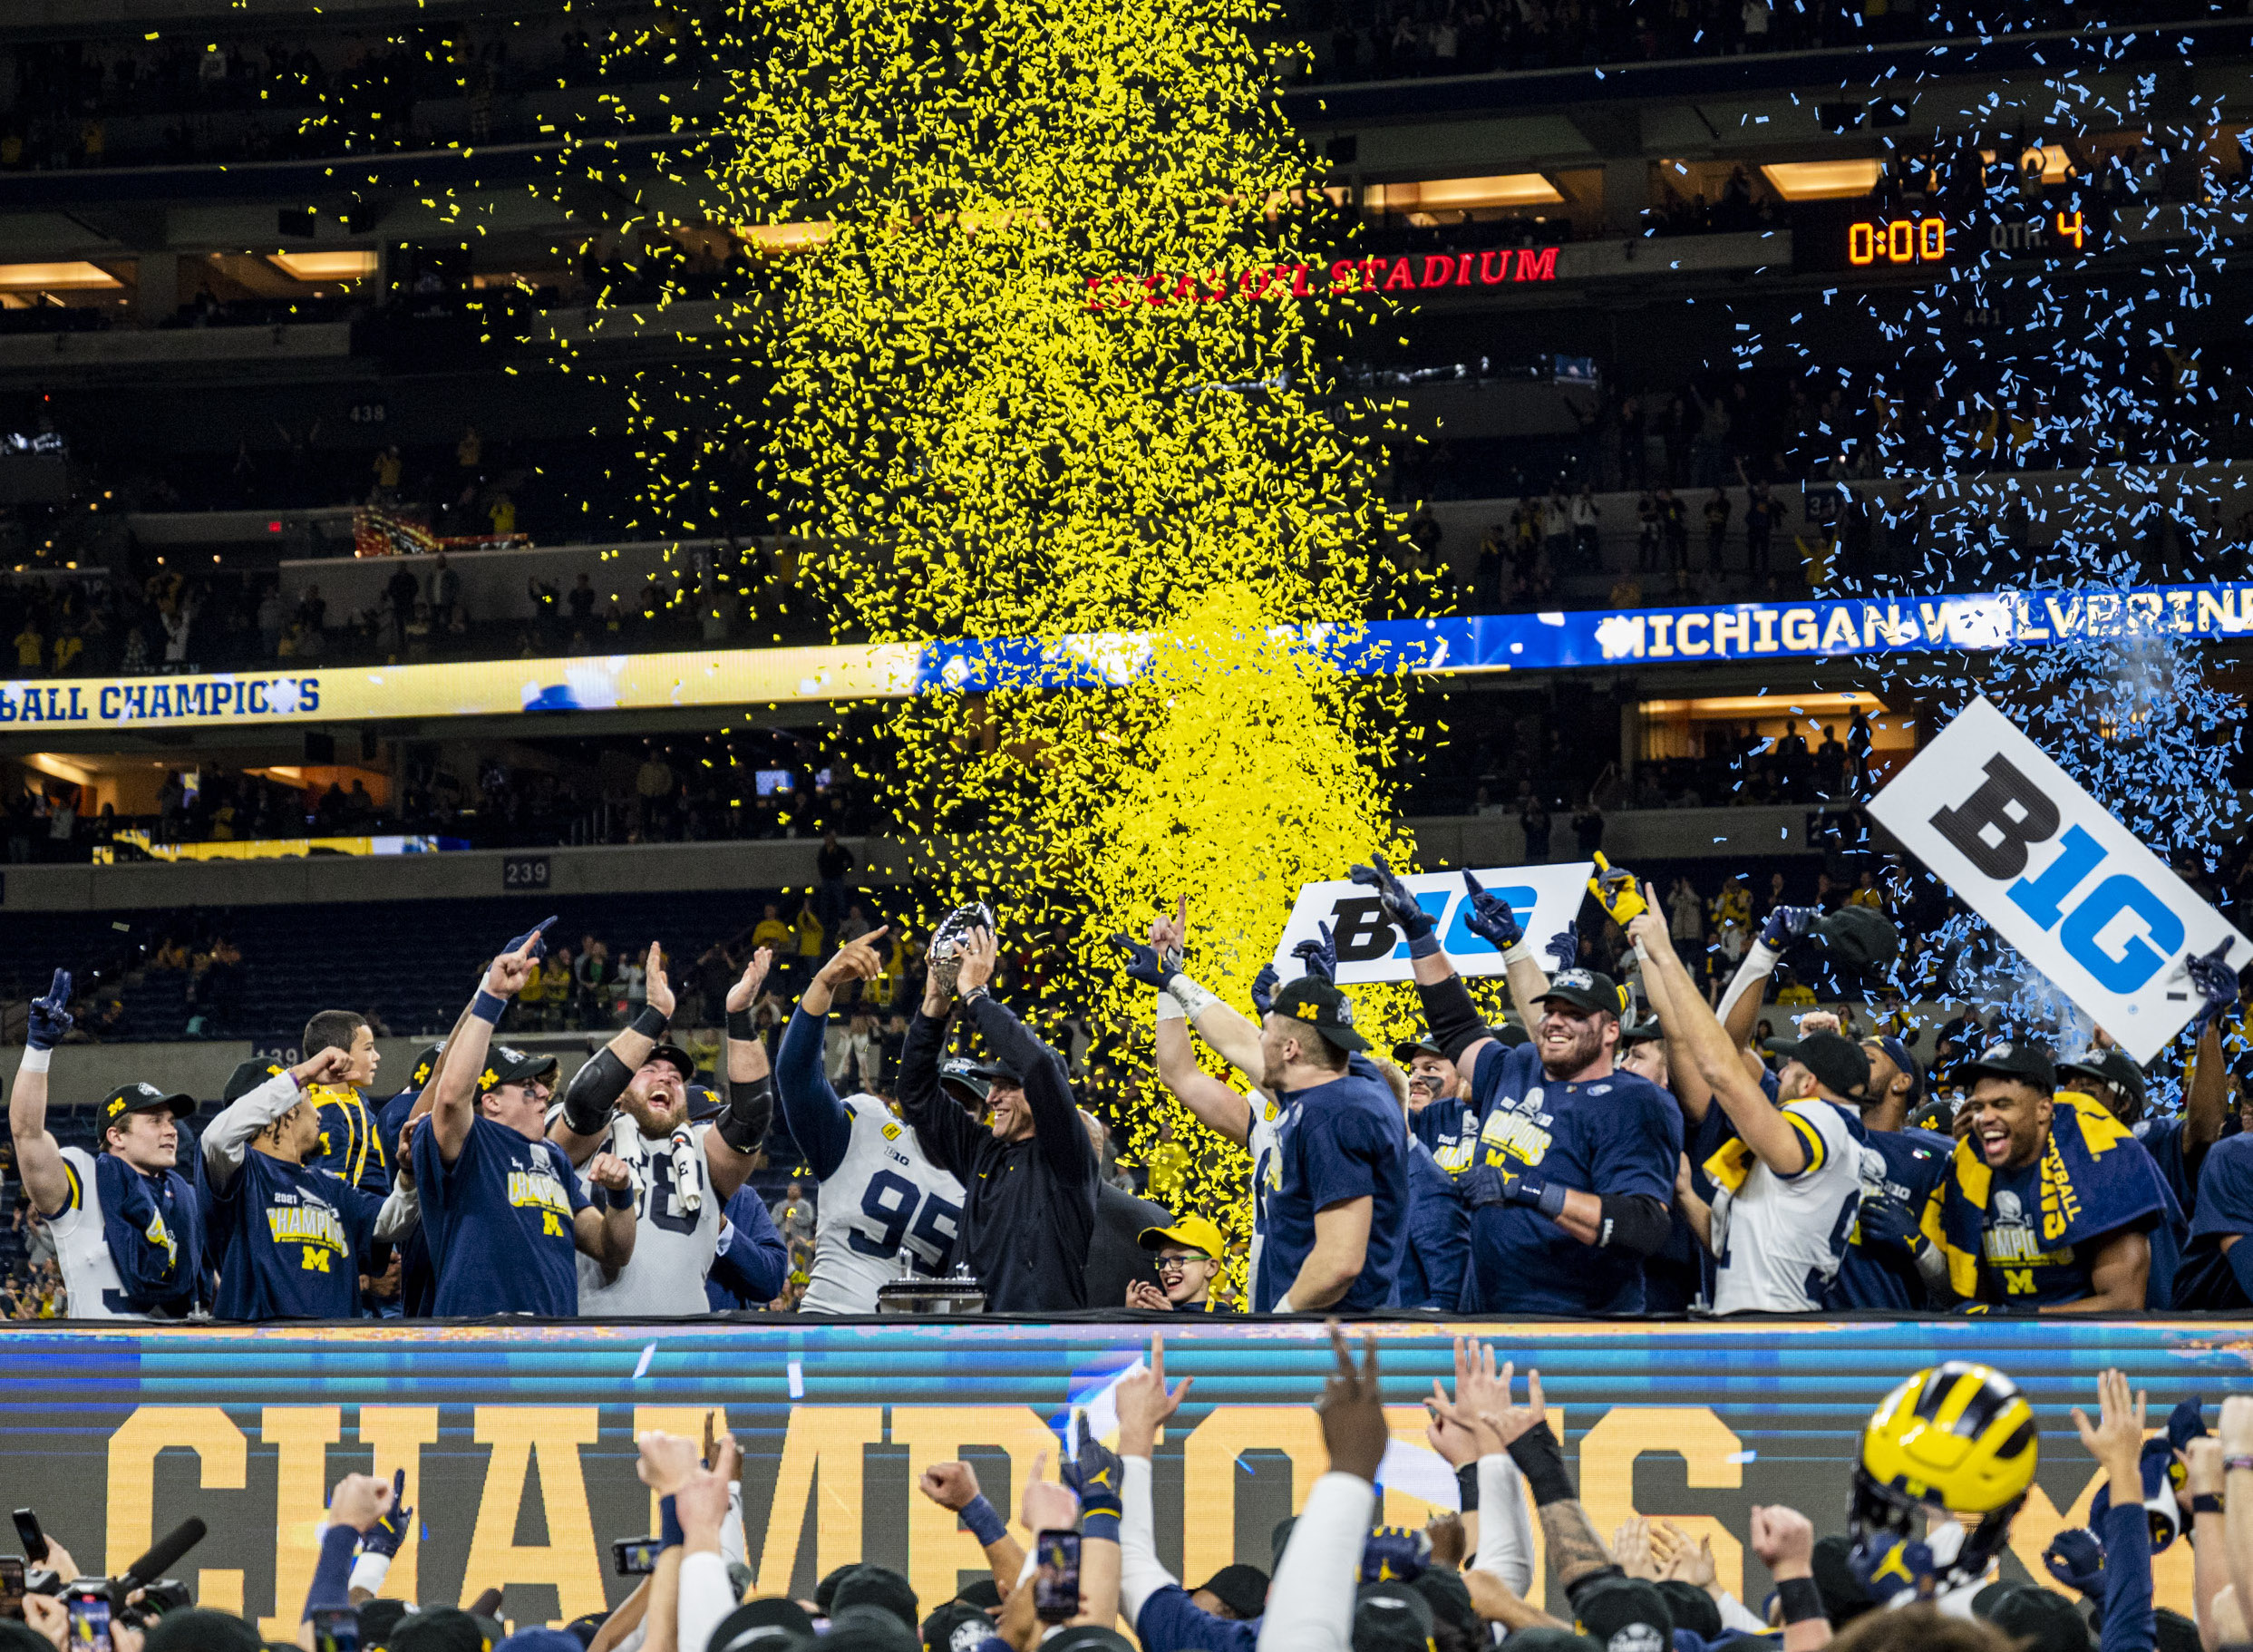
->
[1269, 977, 1370, 1052]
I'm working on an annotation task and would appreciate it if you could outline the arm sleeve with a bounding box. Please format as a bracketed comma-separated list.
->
[372, 1180, 420, 1243]
[302, 1522, 358, 1621]
[1595, 1193, 1671, 1257]
[1119, 1455, 1179, 1626]
[202, 1071, 306, 1188]
[966, 995, 1091, 1182]
[558, 1046, 635, 1138]
[2097, 1493, 2155, 1652]
[897, 1008, 978, 1179]
[1473, 1451, 1535, 1597]
[1413, 972, 1491, 1064]
[1714, 1590, 1771, 1637]
[1256, 1472, 1375, 1652]
[775, 1008, 854, 1180]
[676, 1550, 737, 1652]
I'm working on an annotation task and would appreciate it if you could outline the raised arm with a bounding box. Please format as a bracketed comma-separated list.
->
[897, 962, 979, 1180]
[203, 1048, 354, 1191]
[1627, 895, 1808, 1178]
[2184, 1022, 2229, 1164]
[705, 947, 776, 1201]
[6, 969, 77, 1218]
[918, 1462, 1025, 1604]
[958, 929, 1092, 1183]
[1351, 858, 1502, 1075]
[1114, 924, 1254, 1147]
[551, 940, 673, 1165]
[1633, 936, 1714, 1127]
[572, 1152, 639, 1269]
[421, 920, 549, 1166]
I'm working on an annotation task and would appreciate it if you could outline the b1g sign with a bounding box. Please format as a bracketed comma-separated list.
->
[1868, 695, 2250, 1063]
[1270, 862, 1592, 985]
[0, 1319, 2224, 1633]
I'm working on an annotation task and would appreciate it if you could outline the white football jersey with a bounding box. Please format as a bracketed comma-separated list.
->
[1248, 1091, 1280, 1291]
[48, 1146, 142, 1320]
[575, 1117, 725, 1317]
[1708, 1099, 1863, 1314]
[802, 1093, 965, 1316]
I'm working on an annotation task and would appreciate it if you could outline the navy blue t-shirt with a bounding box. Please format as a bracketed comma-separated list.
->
[1408, 1094, 1479, 1177]
[1646, 1103, 1736, 1314]
[1254, 1057, 1408, 1313]
[1136, 1585, 1257, 1652]
[1825, 1126, 1952, 1311]
[208, 1151, 384, 1320]
[2175, 1133, 2253, 1310]
[1463, 1040, 1682, 1316]
[1396, 1139, 1470, 1312]
[2133, 1116, 2207, 1222]
[413, 1113, 588, 1317]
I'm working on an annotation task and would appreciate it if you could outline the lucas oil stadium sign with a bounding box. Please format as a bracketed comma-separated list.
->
[1, 581, 2248, 731]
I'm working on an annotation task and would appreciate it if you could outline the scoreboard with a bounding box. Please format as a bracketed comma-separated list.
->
[1793, 200, 2112, 275]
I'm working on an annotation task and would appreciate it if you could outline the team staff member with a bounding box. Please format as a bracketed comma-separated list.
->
[1827, 1034, 1954, 1310]
[8, 968, 203, 1319]
[409, 922, 638, 1315]
[1252, 974, 1407, 1314]
[1127, 1215, 1228, 1312]
[201, 1047, 422, 1320]
[776, 927, 966, 1313]
[299, 1010, 391, 1196]
[899, 924, 1099, 1312]
[1396, 1036, 1477, 1176]
[547, 943, 778, 1316]
[1368, 857, 1675, 1317]
[1917, 1043, 2183, 1313]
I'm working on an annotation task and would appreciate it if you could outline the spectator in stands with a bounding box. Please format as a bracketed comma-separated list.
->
[1520, 795, 1551, 860]
[816, 828, 855, 933]
[636, 742, 675, 834]
[768, 1180, 815, 1258]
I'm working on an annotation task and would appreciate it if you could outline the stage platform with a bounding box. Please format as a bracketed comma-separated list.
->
[0, 1316, 2229, 1635]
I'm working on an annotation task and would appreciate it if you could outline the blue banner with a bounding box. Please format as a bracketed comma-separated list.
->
[0, 1317, 2224, 1634]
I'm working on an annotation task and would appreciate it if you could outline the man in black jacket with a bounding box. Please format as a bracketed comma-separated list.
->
[898, 924, 1098, 1312]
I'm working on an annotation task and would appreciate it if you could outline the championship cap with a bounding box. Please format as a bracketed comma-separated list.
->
[101, 1082, 196, 1131]
[1536, 968, 1627, 1017]
[1964, 1041, 2059, 1094]
[1268, 977, 1370, 1052]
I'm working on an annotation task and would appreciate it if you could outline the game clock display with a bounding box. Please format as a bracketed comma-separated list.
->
[1793, 201, 2111, 274]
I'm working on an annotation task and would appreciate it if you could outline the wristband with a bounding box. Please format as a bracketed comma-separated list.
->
[659, 1494, 685, 1551]
[471, 989, 508, 1025]
[2192, 1492, 2225, 1516]
[630, 1005, 669, 1042]
[1501, 941, 1541, 968]
[1274, 1294, 1296, 1314]
[18, 1047, 49, 1074]
[726, 1008, 756, 1041]
[2227, 1456, 2253, 1473]
[1505, 1421, 1575, 1507]
[1455, 1463, 1480, 1512]
[960, 1494, 1009, 1548]
[1082, 1505, 1121, 1544]
[1154, 990, 1188, 1024]
[597, 1181, 637, 1211]
[1406, 930, 1442, 959]
[1777, 1578, 1826, 1626]
[349, 1551, 394, 1597]
[1167, 975, 1219, 1017]
[962, 985, 991, 1005]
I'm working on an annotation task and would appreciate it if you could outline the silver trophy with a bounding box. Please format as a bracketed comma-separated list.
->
[927, 900, 995, 996]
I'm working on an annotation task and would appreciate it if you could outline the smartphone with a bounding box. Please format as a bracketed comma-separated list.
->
[0, 1557, 23, 1621]
[308, 1606, 361, 1652]
[611, 1537, 664, 1576]
[10, 1511, 45, 1565]
[63, 1589, 111, 1652]
[1033, 1530, 1081, 1624]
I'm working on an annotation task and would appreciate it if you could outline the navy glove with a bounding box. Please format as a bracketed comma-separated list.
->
[1854, 1196, 1927, 1261]
[1849, 1534, 1938, 1606]
[362, 1468, 413, 1559]
[1543, 926, 1579, 975]
[1461, 870, 1522, 952]
[2188, 940, 2239, 1034]
[1759, 905, 1821, 949]
[1504, 1177, 1569, 1219]
[1460, 1162, 1509, 1210]
[1348, 853, 1433, 940]
[2166, 1394, 2208, 1455]
[1291, 921, 1338, 983]
[2043, 1528, 2106, 1599]
[1107, 933, 1171, 992]
[1360, 1527, 1432, 1584]
[27, 968, 73, 1052]
[504, 915, 558, 963]
[1061, 1421, 1124, 1508]
[1250, 962, 1278, 1019]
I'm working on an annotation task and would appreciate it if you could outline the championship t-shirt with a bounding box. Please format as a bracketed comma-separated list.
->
[208, 1151, 383, 1320]
[1408, 1093, 1479, 1177]
[1827, 1127, 1953, 1311]
[1254, 1058, 1407, 1314]
[413, 1113, 588, 1317]
[1464, 1041, 1682, 1316]
[2174, 1134, 2253, 1309]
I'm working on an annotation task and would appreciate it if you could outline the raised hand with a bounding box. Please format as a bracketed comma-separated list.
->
[1759, 904, 1820, 950]
[292, 1045, 355, 1088]
[957, 927, 999, 994]
[1291, 921, 1339, 982]
[1748, 1504, 1816, 1578]
[1587, 851, 1647, 924]
[1250, 962, 1278, 1019]
[1348, 852, 1433, 940]
[1317, 1323, 1390, 1484]
[1020, 1452, 1080, 1535]
[2043, 1528, 2106, 1597]
[1482, 1365, 1548, 1448]
[485, 928, 544, 997]
[1462, 871, 1523, 952]
[635, 1430, 701, 1496]
[917, 1462, 981, 1511]
[643, 942, 675, 1020]
[1150, 896, 1189, 968]
[1542, 924, 1578, 974]
[1116, 1336, 1195, 1453]
[587, 1152, 635, 1193]
[1614, 1516, 1660, 1581]
[1108, 933, 1172, 991]
[362, 1468, 413, 1558]
[26, 968, 73, 1051]
[727, 947, 776, 1012]
[1061, 1414, 1124, 1503]
[2073, 1368, 2148, 1491]
[326, 1472, 396, 1534]
[819, 927, 890, 986]
[503, 916, 558, 961]
[1126, 1280, 1171, 1312]
[2188, 939, 2241, 1033]
[1650, 1521, 1716, 1589]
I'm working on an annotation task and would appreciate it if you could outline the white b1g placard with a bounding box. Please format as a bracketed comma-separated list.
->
[1270, 862, 1594, 985]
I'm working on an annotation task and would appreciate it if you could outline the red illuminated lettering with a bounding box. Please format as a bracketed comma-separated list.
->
[1328, 258, 1358, 294]
[1419, 255, 1455, 288]
[1514, 247, 1559, 282]
[1383, 257, 1418, 292]
[1287, 262, 1312, 296]
[1477, 250, 1512, 285]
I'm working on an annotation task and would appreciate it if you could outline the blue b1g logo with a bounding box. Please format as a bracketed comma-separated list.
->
[1933, 756, 2182, 993]
[1324, 885, 1539, 963]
